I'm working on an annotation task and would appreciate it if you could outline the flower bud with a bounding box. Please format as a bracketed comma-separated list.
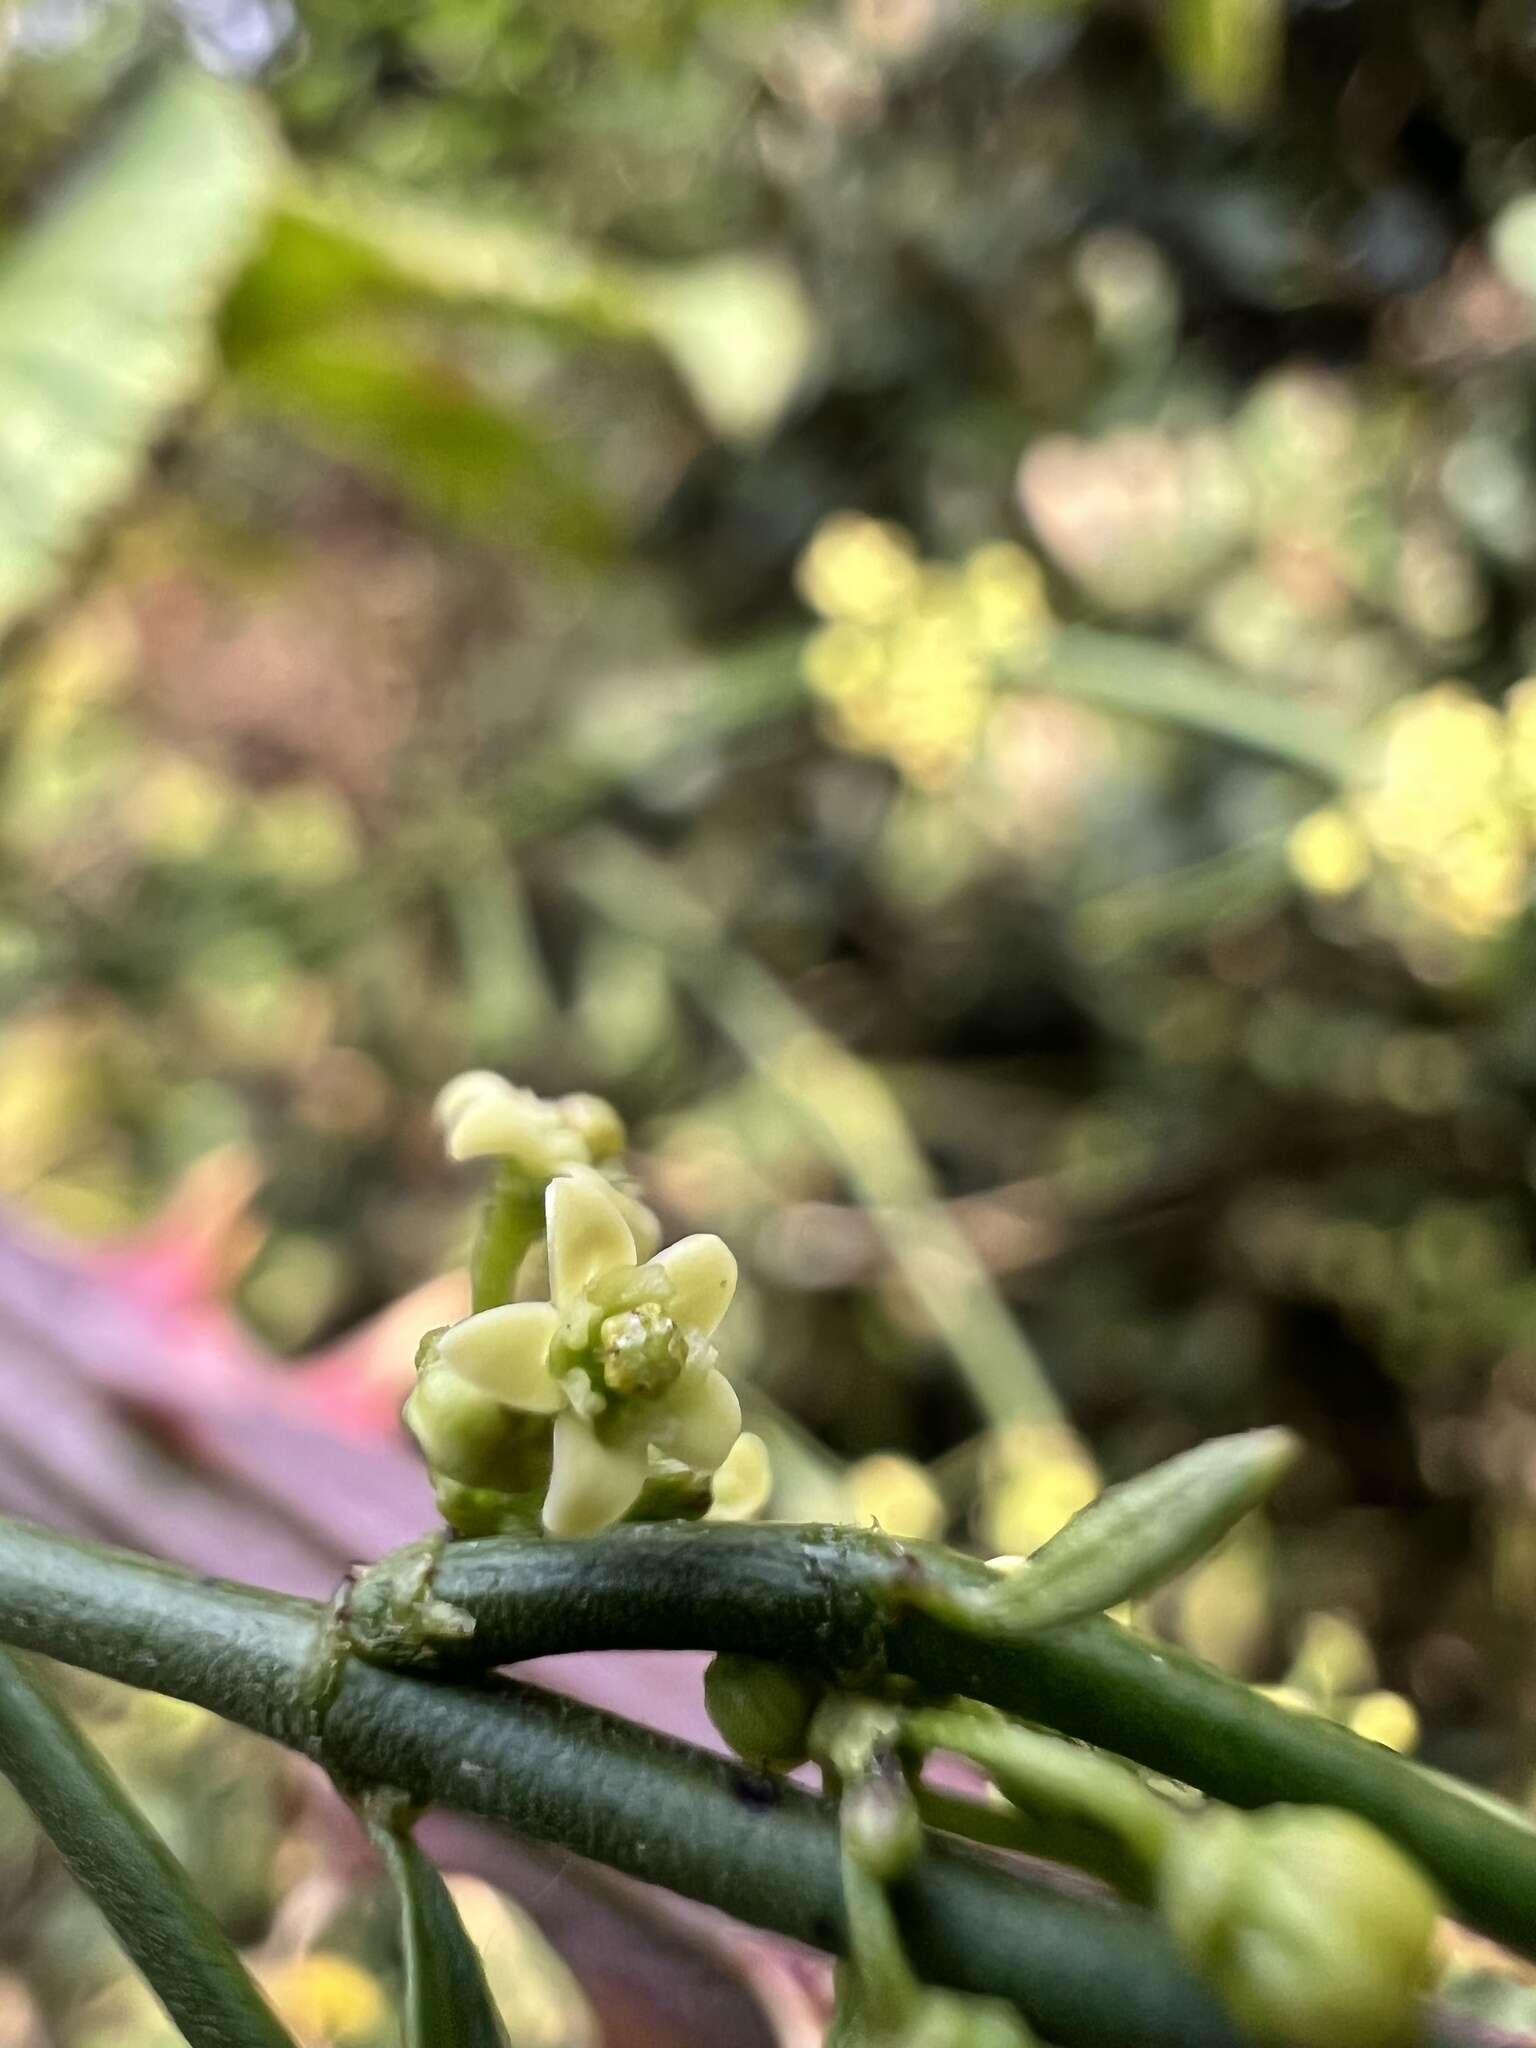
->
[403, 1363, 514, 1488]
[1157, 1805, 1440, 2048]
[704, 1654, 824, 1770]
[404, 1354, 550, 1494]
[557, 1092, 627, 1162]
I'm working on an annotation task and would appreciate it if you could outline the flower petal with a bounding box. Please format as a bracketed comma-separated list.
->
[436, 1303, 562, 1411]
[543, 1414, 648, 1537]
[650, 1366, 741, 1472]
[561, 1164, 663, 1263]
[707, 1432, 772, 1521]
[433, 1070, 505, 1130]
[650, 1233, 737, 1337]
[547, 1171, 636, 1307]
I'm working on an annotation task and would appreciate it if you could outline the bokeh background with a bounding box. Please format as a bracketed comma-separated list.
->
[9, 0, 1536, 2040]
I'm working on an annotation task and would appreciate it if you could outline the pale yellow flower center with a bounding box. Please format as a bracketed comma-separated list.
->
[597, 1302, 688, 1399]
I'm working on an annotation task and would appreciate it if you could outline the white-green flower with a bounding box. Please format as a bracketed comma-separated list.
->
[434, 1072, 623, 1175]
[435, 1171, 742, 1537]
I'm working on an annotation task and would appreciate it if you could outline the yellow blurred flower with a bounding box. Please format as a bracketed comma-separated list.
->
[262, 1953, 387, 2046]
[1349, 1690, 1421, 1754]
[795, 511, 923, 625]
[1287, 807, 1371, 899]
[796, 518, 1056, 790]
[122, 752, 236, 861]
[1291, 681, 1536, 945]
[980, 1421, 1099, 1559]
[845, 1450, 945, 1539]
[707, 1431, 773, 1520]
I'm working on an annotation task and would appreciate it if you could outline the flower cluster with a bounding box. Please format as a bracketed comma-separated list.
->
[796, 514, 1055, 790]
[1290, 681, 1536, 947]
[407, 1073, 768, 1538]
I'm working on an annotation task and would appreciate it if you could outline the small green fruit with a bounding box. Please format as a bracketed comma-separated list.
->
[704, 1654, 824, 1770]
[1158, 1804, 1440, 2048]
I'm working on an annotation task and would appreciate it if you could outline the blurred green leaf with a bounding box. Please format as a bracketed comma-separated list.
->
[229, 174, 817, 444]
[233, 325, 613, 553]
[568, 827, 1075, 1435]
[1165, 0, 1285, 123]
[0, 67, 275, 639]
[369, 1816, 510, 2048]
[238, 174, 655, 350]
[1019, 629, 1365, 784]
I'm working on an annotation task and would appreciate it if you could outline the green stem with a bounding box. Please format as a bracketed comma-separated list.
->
[0, 1517, 1242, 2048]
[1020, 629, 1367, 786]
[351, 1520, 1536, 1961]
[470, 1169, 544, 1314]
[901, 1707, 1177, 1901]
[0, 1645, 298, 2048]
[840, 1841, 922, 2032]
[913, 1784, 1147, 1895]
[365, 1809, 510, 2048]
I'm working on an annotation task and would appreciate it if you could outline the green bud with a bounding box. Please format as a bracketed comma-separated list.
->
[404, 1364, 551, 1493]
[598, 1302, 688, 1398]
[979, 1427, 1299, 1635]
[1158, 1805, 1440, 2048]
[557, 1092, 627, 1161]
[704, 1654, 824, 1770]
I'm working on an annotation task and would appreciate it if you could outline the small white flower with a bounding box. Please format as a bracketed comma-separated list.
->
[434, 1172, 742, 1537]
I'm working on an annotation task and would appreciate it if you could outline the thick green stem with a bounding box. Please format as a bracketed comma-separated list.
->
[355, 1521, 1536, 1961]
[0, 1518, 1242, 2048]
[0, 1646, 297, 2048]
[0, 1516, 1528, 2048]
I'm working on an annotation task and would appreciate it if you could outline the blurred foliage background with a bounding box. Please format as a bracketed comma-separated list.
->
[13, 0, 1536, 2038]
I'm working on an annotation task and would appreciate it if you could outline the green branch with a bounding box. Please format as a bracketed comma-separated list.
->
[0, 1517, 1238, 2048]
[1021, 630, 1368, 786]
[0, 1514, 1529, 2046]
[0, 1646, 297, 2048]
[349, 1520, 1536, 1963]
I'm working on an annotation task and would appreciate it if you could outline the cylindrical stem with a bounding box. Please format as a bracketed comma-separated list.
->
[0, 1518, 1240, 2048]
[0, 1516, 1527, 2048]
[0, 1646, 297, 2048]
[371, 1521, 1536, 1960]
